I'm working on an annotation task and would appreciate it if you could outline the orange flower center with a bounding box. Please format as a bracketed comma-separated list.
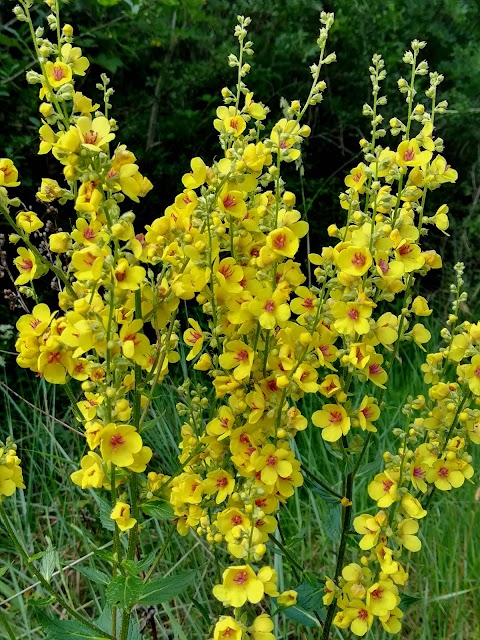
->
[273, 233, 287, 249]
[438, 466, 449, 478]
[266, 455, 278, 467]
[109, 434, 126, 449]
[83, 130, 98, 145]
[264, 300, 275, 312]
[223, 194, 236, 208]
[233, 571, 249, 585]
[235, 349, 249, 362]
[403, 148, 415, 162]
[351, 252, 366, 267]
[329, 411, 343, 423]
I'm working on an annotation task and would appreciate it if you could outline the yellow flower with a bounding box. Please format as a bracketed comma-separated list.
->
[277, 590, 297, 607]
[368, 470, 399, 507]
[183, 319, 204, 361]
[411, 323, 431, 350]
[463, 354, 480, 396]
[213, 617, 243, 640]
[37, 178, 63, 202]
[336, 246, 372, 277]
[16, 303, 54, 337]
[38, 346, 72, 384]
[14, 247, 47, 285]
[312, 404, 351, 442]
[0, 158, 20, 187]
[357, 396, 380, 432]
[182, 157, 207, 189]
[71, 245, 106, 281]
[114, 258, 146, 290]
[366, 580, 397, 617]
[411, 296, 432, 316]
[73, 92, 100, 115]
[344, 163, 368, 192]
[249, 614, 275, 640]
[213, 565, 264, 607]
[396, 140, 432, 167]
[38, 124, 57, 155]
[397, 518, 421, 551]
[119, 320, 151, 365]
[44, 60, 72, 88]
[110, 502, 136, 531]
[77, 116, 115, 152]
[100, 424, 143, 467]
[203, 469, 235, 504]
[334, 600, 373, 636]
[16, 211, 43, 233]
[426, 458, 469, 490]
[218, 340, 254, 381]
[365, 354, 388, 388]
[332, 300, 373, 337]
[249, 287, 290, 330]
[266, 227, 299, 258]
[401, 493, 427, 519]
[353, 512, 384, 549]
[70, 452, 104, 489]
[60, 43, 89, 76]
[252, 444, 293, 486]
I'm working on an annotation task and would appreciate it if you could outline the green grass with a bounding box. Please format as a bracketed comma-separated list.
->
[0, 335, 479, 640]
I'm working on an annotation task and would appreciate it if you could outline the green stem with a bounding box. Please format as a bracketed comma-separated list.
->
[322, 472, 353, 639]
[0, 505, 112, 637]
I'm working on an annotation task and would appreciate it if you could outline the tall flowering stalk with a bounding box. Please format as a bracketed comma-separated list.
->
[0, 2, 478, 639]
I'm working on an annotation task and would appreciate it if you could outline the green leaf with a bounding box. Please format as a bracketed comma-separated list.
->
[399, 593, 421, 612]
[283, 604, 321, 628]
[95, 497, 115, 532]
[141, 500, 174, 520]
[139, 570, 196, 605]
[36, 610, 110, 640]
[304, 476, 339, 503]
[106, 575, 144, 609]
[77, 566, 110, 586]
[296, 580, 325, 613]
[323, 502, 341, 543]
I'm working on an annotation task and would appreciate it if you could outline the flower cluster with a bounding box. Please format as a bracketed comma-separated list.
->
[0, 438, 25, 499]
[326, 264, 480, 636]
[1, 3, 478, 639]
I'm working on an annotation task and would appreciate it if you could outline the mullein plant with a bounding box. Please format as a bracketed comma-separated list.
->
[0, 1, 478, 638]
